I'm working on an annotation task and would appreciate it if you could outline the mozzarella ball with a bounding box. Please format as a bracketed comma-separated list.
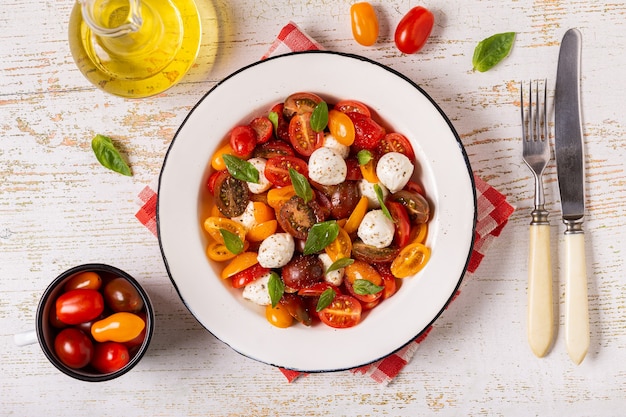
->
[357, 210, 395, 248]
[257, 233, 295, 268]
[318, 253, 344, 286]
[357, 179, 389, 209]
[242, 272, 272, 305]
[376, 152, 414, 193]
[231, 201, 256, 231]
[322, 133, 349, 159]
[308, 147, 347, 186]
[246, 157, 272, 194]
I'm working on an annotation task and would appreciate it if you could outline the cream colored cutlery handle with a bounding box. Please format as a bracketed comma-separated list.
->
[527, 224, 554, 357]
[564, 232, 590, 365]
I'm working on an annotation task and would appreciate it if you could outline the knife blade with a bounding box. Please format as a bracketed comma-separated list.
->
[554, 28, 589, 365]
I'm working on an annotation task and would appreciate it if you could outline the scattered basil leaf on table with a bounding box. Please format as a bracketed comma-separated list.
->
[289, 168, 313, 203]
[472, 32, 516, 72]
[326, 257, 354, 273]
[303, 221, 340, 255]
[268, 111, 279, 132]
[222, 154, 260, 183]
[91, 134, 132, 176]
[268, 272, 284, 308]
[357, 149, 373, 165]
[219, 228, 244, 255]
[353, 279, 384, 295]
[310, 101, 329, 132]
[374, 184, 392, 220]
[316, 288, 336, 312]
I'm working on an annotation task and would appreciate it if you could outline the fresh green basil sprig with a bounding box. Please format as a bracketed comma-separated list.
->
[310, 101, 329, 132]
[220, 228, 244, 255]
[326, 257, 354, 273]
[289, 168, 313, 203]
[374, 184, 392, 220]
[357, 149, 373, 165]
[472, 32, 516, 72]
[91, 134, 132, 176]
[303, 221, 340, 255]
[353, 279, 384, 295]
[268, 272, 284, 308]
[316, 288, 336, 312]
[222, 154, 260, 183]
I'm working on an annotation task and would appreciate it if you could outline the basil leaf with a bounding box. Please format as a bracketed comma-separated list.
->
[303, 221, 340, 255]
[220, 228, 244, 255]
[91, 134, 132, 176]
[326, 257, 354, 273]
[289, 168, 313, 203]
[268, 272, 284, 308]
[374, 184, 392, 220]
[310, 101, 328, 132]
[222, 154, 260, 183]
[353, 279, 384, 295]
[268, 111, 279, 132]
[357, 149, 373, 166]
[472, 32, 516, 72]
[316, 288, 336, 312]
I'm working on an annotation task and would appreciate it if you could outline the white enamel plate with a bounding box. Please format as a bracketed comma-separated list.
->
[158, 51, 476, 372]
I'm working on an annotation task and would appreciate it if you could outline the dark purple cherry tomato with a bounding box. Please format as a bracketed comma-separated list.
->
[394, 6, 435, 54]
[90, 342, 130, 373]
[281, 255, 325, 290]
[54, 328, 94, 369]
[56, 289, 104, 325]
[103, 277, 144, 313]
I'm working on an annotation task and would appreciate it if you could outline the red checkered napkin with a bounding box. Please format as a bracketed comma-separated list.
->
[135, 22, 515, 385]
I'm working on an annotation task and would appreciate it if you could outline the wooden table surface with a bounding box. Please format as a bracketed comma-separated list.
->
[2, 0, 625, 415]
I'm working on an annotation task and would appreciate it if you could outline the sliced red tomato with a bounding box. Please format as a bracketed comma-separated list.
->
[249, 116, 273, 144]
[374, 263, 399, 299]
[404, 180, 425, 196]
[265, 155, 308, 187]
[345, 112, 385, 151]
[288, 112, 324, 157]
[334, 100, 371, 117]
[270, 103, 291, 142]
[345, 157, 363, 181]
[318, 295, 362, 328]
[394, 6, 435, 54]
[253, 140, 295, 159]
[387, 201, 411, 248]
[283, 92, 323, 118]
[207, 170, 228, 194]
[297, 282, 342, 297]
[378, 132, 416, 162]
[230, 263, 271, 289]
[229, 125, 257, 158]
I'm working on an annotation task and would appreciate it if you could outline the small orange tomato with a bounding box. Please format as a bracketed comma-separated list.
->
[325, 227, 353, 262]
[91, 312, 146, 343]
[265, 304, 294, 328]
[390, 242, 431, 278]
[350, 2, 379, 46]
[203, 217, 247, 244]
[221, 252, 259, 279]
[344, 260, 383, 286]
[411, 222, 428, 244]
[211, 142, 236, 171]
[267, 185, 296, 210]
[359, 159, 379, 183]
[252, 201, 275, 223]
[328, 110, 355, 146]
[344, 196, 369, 234]
[206, 240, 249, 262]
[246, 220, 278, 242]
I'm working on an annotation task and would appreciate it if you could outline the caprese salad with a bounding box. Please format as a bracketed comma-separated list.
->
[203, 92, 431, 329]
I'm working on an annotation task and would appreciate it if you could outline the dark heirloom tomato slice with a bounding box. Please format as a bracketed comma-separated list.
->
[283, 92, 323, 119]
[378, 132, 416, 162]
[386, 201, 411, 248]
[288, 112, 324, 157]
[229, 125, 257, 158]
[334, 99, 371, 117]
[278, 196, 325, 240]
[265, 155, 308, 187]
[351, 240, 400, 263]
[345, 112, 386, 151]
[282, 255, 325, 290]
[249, 116, 274, 144]
[253, 140, 295, 159]
[389, 190, 430, 224]
[279, 293, 313, 326]
[214, 173, 250, 218]
[325, 181, 361, 220]
[230, 263, 271, 289]
[318, 294, 362, 328]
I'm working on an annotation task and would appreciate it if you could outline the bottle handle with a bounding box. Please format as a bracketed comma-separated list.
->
[78, 0, 143, 37]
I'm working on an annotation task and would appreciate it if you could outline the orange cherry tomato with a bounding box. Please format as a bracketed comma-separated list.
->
[265, 304, 294, 328]
[411, 222, 428, 244]
[91, 312, 146, 343]
[328, 109, 355, 146]
[324, 227, 352, 262]
[221, 252, 259, 279]
[203, 217, 247, 244]
[267, 185, 297, 210]
[206, 240, 249, 262]
[390, 242, 431, 278]
[211, 142, 236, 171]
[350, 2, 379, 46]
[252, 201, 275, 223]
[344, 196, 369, 235]
[344, 260, 384, 304]
[63, 271, 102, 291]
[359, 158, 379, 183]
[246, 220, 278, 242]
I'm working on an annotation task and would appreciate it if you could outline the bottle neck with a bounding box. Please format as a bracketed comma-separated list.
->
[79, 0, 143, 37]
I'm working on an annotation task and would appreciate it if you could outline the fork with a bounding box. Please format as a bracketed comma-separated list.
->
[521, 80, 554, 358]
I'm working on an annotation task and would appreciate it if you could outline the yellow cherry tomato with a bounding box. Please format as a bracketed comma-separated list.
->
[91, 312, 146, 343]
[411, 222, 428, 244]
[390, 242, 431, 278]
[350, 2, 379, 46]
[265, 304, 294, 328]
[267, 185, 296, 210]
[246, 219, 278, 242]
[252, 201, 275, 223]
[325, 227, 352, 262]
[211, 142, 236, 171]
[344, 196, 369, 235]
[328, 109, 355, 146]
[359, 159, 379, 183]
[203, 217, 247, 244]
[206, 240, 249, 262]
[221, 252, 259, 279]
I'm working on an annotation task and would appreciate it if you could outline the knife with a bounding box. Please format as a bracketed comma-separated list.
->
[554, 28, 589, 365]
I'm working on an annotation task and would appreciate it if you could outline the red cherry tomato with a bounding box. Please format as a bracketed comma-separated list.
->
[229, 125, 257, 157]
[207, 170, 228, 194]
[345, 157, 363, 181]
[394, 6, 435, 54]
[249, 116, 274, 144]
[374, 263, 399, 299]
[288, 112, 324, 157]
[350, 2, 379, 46]
[253, 140, 295, 159]
[230, 263, 271, 289]
[54, 328, 94, 369]
[297, 282, 342, 297]
[387, 201, 411, 248]
[56, 289, 104, 325]
[318, 295, 362, 328]
[283, 92, 323, 119]
[265, 155, 309, 187]
[270, 103, 291, 142]
[334, 100, 371, 117]
[90, 342, 130, 374]
[345, 112, 385, 151]
[404, 179, 425, 196]
[378, 132, 416, 162]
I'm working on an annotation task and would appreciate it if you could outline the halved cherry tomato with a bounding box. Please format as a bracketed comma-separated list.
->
[279, 293, 313, 326]
[346, 112, 385, 151]
[328, 109, 355, 146]
[63, 271, 102, 291]
[90, 342, 130, 374]
[344, 196, 369, 235]
[221, 252, 259, 279]
[54, 328, 94, 369]
[253, 140, 295, 159]
[387, 201, 411, 248]
[267, 185, 296, 210]
[281, 255, 325, 290]
[265, 304, 293, 328]
[207, 170, 228, 194]
[344, 261, 383, 304]
[229, 125, 257, 158]
[411, 222, 428, 244]
[378, 132, 416, 162]
[374, 263, 399, 299]
[324, 227, 352, 262]
[390, 242, 431, 278]
[389, 190, 430, 224]
[351, 240, 400, 263]
[210, 142, 236, 171]
[230, 263, 270, 289]
[56, 289, 105, 325]
[394, 6, 435, 54]
[404, 179, 425, 196]
[278, 196, 325, 240]
[297, 282, 342, 297]
[206, 240, 249, 262]
[334, 100, 371, 117]
[324, 181, 361, 220]
[318, 294, 362, 328]
[251, 201, 275, 223]
[270, 103, 291, 142]
[283, 92, 323, 118]
[246, 220, 278, 242]
[265, 155, 309, 187]
[350, 2, 379, 46]
[345, 158, 363, 181]
[213, 173, 249, 218]
[203, 217, 247, 244]
[249, 116, 273, 144]
[288, 112, 324, 157]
